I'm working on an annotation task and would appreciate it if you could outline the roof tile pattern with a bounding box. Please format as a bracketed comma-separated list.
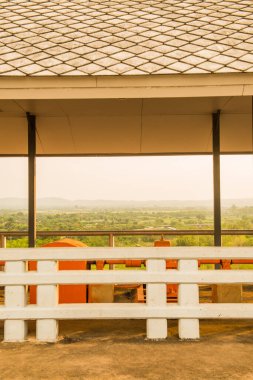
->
[0, 0, 253, 76]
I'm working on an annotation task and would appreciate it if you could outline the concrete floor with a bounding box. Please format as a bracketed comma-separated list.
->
[0, 286, 252, 379]
[0, 319, 253, 380]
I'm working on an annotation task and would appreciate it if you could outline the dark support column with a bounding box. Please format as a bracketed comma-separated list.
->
[212, 110, 221, 250]
[27, 113, 36, 248]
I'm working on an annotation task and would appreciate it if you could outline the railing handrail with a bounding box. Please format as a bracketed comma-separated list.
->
[1, 246, 253, 261]
[1, 229, 253, 237]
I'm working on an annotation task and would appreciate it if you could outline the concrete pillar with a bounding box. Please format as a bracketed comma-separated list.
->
[178, 259, 200, 340]
[4, 261, 28, 342]
[146, 259, 167, 340]
[36, 260, 58, 342]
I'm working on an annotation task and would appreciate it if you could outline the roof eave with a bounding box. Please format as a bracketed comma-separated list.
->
[0, 72, 253, 99]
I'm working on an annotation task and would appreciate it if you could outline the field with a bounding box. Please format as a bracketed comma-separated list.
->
[1, 205, 253, 249]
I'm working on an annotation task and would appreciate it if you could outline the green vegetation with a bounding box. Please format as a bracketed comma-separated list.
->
[0, 205, 252, 248]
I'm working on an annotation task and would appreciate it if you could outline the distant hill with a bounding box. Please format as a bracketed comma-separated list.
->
[0, 198, 28, 210]
[0, 197, 253, 210]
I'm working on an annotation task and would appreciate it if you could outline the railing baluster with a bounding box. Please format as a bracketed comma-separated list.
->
[4, 261, 27, 341]
[146, 259, 167, 340]
[36, 260, 58, 342]
[178, 259, 200, 340]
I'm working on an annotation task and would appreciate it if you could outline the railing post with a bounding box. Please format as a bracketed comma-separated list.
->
[146, 259, 167, 340]
[4, 261, 27, 342]
[0, 235, 6, 271]
[109, 233, 114, 247]
[109, 234, 115, 269]
[0, 234, 6, 248]
[178, 259, 199, 340]
[36, 260, 58, 342]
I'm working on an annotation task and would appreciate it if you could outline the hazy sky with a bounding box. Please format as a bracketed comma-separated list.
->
[0, 155, 253, 201]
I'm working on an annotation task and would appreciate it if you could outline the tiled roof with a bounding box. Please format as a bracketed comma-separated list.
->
[0, 0, 253, 76]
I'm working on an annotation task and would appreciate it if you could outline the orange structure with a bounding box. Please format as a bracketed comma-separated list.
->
[96, 259, 142, 269]
[29, 238, 87, 304]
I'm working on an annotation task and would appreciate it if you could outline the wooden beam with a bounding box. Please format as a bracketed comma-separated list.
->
[27, 113, 36, 248]
[212, 111, 221, 248]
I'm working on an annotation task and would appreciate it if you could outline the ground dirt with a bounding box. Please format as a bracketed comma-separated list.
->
[0, 319, 253, 380]
[0, 286, 252, 380]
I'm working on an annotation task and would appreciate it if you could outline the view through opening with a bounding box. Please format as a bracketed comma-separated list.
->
[0, 155, 252, 248]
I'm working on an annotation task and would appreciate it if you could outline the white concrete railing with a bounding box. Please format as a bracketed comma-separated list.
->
[0, 247, 253, 342]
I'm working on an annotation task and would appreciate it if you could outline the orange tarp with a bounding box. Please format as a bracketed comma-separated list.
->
[29, 238, 87, 304]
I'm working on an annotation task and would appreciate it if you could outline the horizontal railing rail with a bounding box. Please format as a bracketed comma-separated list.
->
[1, 229, 253, 239]
[0, 304, 253, 320]
[1, 269, 253, 286]
[1, 230, 253, 254]
[1, 246, 253, 260]
[0, 247, 252, 343]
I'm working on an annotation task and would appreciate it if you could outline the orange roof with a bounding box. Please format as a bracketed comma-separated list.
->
[42, 238, 87, 248]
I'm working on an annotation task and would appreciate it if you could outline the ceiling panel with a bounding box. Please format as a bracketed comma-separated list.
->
[0, 117, 27, 154]
[70, 116, 142, 154]
[36, 117, 75, 155]
[220, 114, 253, 152]
[142, 115, 212, 153]
[0, 96, 251, 155]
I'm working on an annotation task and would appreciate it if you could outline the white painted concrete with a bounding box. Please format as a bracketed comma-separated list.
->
[4, 261, 27, 342]
[0, 269, 252, 286]
[1, 246, 253, 261]
[36, 261, 58, 342]
[1, 303, 253, 320]
[178, 260, 200, 340]
[146, 259, 167, 339]
[0, 247, 252, 342]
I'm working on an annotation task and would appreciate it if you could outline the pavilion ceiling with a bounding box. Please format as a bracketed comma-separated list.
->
[0, 96, 252, 155]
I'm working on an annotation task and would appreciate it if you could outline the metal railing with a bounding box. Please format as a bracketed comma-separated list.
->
[1, 229, 253, 248]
